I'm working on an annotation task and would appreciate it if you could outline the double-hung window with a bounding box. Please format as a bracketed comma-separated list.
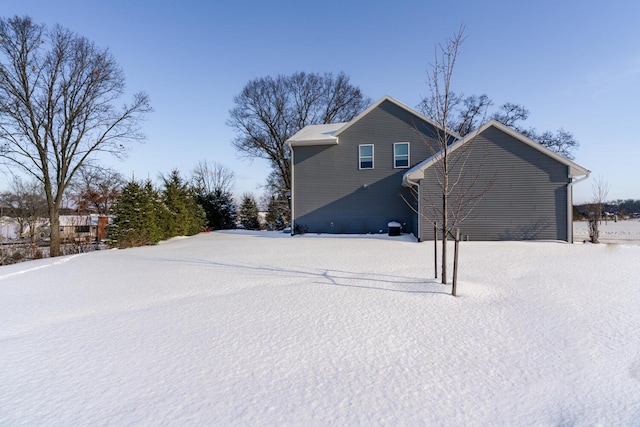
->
[394, 142, 410, 168]
[359, 144, 374, 169]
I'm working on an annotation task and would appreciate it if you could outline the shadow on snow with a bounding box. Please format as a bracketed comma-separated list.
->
[152, 256, 449, 295]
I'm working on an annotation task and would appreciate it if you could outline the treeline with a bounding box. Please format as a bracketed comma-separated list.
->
[574, 199, 640, 219]
[109, 171, 207, 248]
[108, 167, 289, 248]
[1, 161, 290, 252]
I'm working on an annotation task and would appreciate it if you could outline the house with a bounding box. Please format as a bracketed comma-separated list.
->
[287, 96, 590, 242]
[0, 216, 48, 241]
[0, 216, 20, 240]
[59, 215, 111, 242]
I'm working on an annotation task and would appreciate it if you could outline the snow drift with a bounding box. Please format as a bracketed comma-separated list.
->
[1, 224, 639, 425]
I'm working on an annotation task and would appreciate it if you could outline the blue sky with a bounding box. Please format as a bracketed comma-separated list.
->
[3, 0, 639, 203]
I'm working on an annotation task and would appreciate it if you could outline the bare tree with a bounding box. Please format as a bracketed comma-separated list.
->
[191, 161, 238, 230]
[491, 102, 579, 160]
[491, 102, 529, 127]
[1, 176, 48, 241]
[71, 166, 124, 215]
[0, 16, 151, 256]
[420, 93, 492, 136]
[420, 25, 493, 291]
[228, 72, 370, 196]
[429, 97, 580, 160]
[452, 94, 493, 136]
[192, 160, 235, 195]
[529, 129, 578, 160]
[587, 175, 610, 243]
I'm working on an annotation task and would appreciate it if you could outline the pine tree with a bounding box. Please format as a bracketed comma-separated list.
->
[196, 189, 237, 230]
[109, 180, 163, 248]
[265, 195, 285, 230]
[239, 194, 260, 230]
[161, 169, 206, 238]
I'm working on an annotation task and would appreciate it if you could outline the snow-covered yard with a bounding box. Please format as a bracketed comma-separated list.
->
[574, 218, 640, 243]
[1, 222, 640, 425]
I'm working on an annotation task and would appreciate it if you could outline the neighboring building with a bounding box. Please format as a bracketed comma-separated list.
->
[59, 215, 111, 242]
[0, 216, 20, 241]
[287, 96, 590, 242]
[0, 216, 48, 241]
[0, 215, 111, 242]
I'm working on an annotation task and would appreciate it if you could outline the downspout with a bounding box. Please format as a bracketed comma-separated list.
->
[567, 171, 590, 243]
[404, 174, 420, 241]
[289, 145, 295, 236]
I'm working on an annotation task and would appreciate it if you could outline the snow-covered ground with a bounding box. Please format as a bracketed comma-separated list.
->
[574, 218, 640, 243]
[1, 224, 640, 425]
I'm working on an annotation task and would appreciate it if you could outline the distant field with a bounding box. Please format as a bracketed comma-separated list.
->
[574, 219, 640, 243]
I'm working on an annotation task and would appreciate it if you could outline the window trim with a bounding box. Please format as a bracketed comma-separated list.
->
[359, 144, 374, 170]
[394, 142, 410, 169]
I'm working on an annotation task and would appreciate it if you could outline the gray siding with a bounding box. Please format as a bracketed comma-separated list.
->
[292, 100, 439, 235]
[419, 126, 570, 241]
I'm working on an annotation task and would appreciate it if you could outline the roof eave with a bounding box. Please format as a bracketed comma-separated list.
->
[569, 165, 591, 179]
[288, 138, 339, 147]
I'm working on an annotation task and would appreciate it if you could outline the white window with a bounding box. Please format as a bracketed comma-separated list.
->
[394, 142, 410, 168]
[359, 144, 374, 169]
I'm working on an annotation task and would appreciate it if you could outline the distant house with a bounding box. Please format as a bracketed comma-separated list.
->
[0, 216, 20, 240]
[59, 215, 110, 242]
[287, 96, 590, 242]
[0, 216, 48, 241]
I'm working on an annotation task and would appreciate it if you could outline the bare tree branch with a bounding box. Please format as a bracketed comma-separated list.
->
[69, 165, 124, 214]
[0, 16, 151, 256]
[0, 176, 47, 241]
[587, 175, 610, 243]
[227, 71, 370, 196]
[191, 160, 235, 195]
[417, 24, 495, 287]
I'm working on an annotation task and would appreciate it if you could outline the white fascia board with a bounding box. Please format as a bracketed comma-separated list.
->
[402, 137, 466, 185]
[288, 137, 339, 147]
[403, 155, 435, 185]
[286, 123, 344, 147]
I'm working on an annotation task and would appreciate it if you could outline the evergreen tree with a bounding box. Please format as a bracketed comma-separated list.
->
[265, 195, 285, 230]
[196, 189, 237, 230]
[161, 169, 206, 238]
[264, 171, 291, 227]
[239, 194, 260, 230]
[109, 180, 163, 248]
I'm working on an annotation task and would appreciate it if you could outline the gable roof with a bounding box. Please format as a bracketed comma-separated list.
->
[403, 119, 590, 185]
[287, 96, 453, 147]
[333, 95, 452, 138]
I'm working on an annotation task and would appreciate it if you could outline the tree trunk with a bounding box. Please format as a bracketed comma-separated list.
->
[452, 228, 460, 296]
[49, 205, 62, 257]
[434, 224, 438, 279]
[441, 228, 448, 284]
[441, 154, 448, 285]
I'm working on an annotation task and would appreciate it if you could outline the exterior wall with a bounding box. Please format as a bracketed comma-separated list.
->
[419, 126, 570, 241]
[292, 100, 439, 236]
[59, 215, 109, 242]
[0, 217, 20, 240]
